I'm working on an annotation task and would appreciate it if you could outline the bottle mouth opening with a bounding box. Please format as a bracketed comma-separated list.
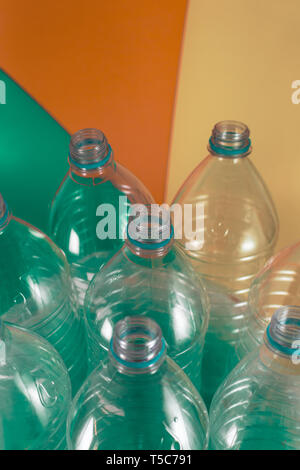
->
[265, 305, 300, 357]
[126, 207, 174, 252]
[69, 128, 112, 170]
[208, 120, 251, 157]
[110, 316, 166, 372]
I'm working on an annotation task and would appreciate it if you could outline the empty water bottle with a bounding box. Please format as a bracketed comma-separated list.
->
[0, 195, 87, 394]
[67, 317, 209, 450]
[48, 128, 154, 310]
[0, 320, 71, 450]
[84, 209, 208, 392]
[172, 121, 279, 406]
[238, 241, 300, 359]
[210, 306, 300, 450]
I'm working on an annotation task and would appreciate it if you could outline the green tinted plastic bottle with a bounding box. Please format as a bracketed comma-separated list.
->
[48, 128, 154, 311]
[0, 195, 87, 394]
[84, 210, 208, 392]
[0, 320, 71, 450]
[210, 306, 300, 450]
[67, 317, 209, 450]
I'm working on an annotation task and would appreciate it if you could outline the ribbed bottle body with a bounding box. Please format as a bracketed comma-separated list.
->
[84, 244, 208, 392]
[210, 349, 300, 450]
[68, 358, 208, 450]
[173, 150, 278, 406]
[237, 242, 300, 359]
[0, 323, 71, 450]
[0, 216, 87, 395]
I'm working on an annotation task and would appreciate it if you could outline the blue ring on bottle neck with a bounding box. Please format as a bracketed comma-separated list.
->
[127, 218, 174, 250]
[110, 337, 166, 369]
[208, 137, 251, 157]
[68, 144, 112, 170]
[266, 320, 300, 356]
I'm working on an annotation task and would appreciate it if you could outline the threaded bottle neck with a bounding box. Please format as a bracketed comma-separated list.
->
[208, 120, 251, 158]
[264, 306, 300, 359]
[125, 207, 174, 257]
[69, 128, 113, 173]
[110, 316, 166, 375]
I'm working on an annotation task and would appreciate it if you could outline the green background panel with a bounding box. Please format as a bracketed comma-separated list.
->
[0, 69, 69, 233]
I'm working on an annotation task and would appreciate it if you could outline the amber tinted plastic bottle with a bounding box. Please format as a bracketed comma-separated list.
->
[172, 121, 279, 406]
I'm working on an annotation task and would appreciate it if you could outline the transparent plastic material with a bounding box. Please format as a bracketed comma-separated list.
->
[238, 241, 300, 359]
[0, 195, 87, 394]
[172, 121, 279, 406]
[0, 321, 71, 450]
[48, 128, 154, 310]
[210, 306, 300, 450]
[67, 317, 209, 450]
[84, 211, 208, 392]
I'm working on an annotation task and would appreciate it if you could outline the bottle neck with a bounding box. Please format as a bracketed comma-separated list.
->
[208, 120, 251, 158]
[125, 212, 174, 259]
[69, 157, 115, 184]
[125, 238, 174, 259]
[261, 306, 300, 375]
[68, 128, 115, 179]
[109, 317, 166, 375]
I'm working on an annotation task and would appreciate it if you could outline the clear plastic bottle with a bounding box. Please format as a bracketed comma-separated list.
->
[67, 316, 209, 450]
[84, 209, 208, 392]
[210, 306, 300, 450]
[48, 128, 154, 310]
[0, 320, 71, 450]
[172, 121, 279, 406]
[238, 241, 300, 359]
[0, 195, 87, 394]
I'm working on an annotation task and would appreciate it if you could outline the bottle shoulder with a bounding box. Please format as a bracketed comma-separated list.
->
[210, 348, 300, 439]
[68, 358, 208, 450]
[173, 155, 279, 262]
[85, 246, 209, 350]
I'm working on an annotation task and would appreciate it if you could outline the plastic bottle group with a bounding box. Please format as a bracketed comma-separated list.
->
[3, 121, 300, 451]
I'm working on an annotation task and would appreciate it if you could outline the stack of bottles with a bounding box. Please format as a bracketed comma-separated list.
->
[3, 120, 300, 451]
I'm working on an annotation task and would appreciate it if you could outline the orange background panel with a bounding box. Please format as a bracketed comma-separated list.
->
[0, 0, 188, 203]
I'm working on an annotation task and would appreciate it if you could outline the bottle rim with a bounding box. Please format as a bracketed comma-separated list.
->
[110, 316, 166, 373]
[125, 209, 174, 252]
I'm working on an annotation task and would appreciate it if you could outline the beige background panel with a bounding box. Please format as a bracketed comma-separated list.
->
[166, 0, 300, 249]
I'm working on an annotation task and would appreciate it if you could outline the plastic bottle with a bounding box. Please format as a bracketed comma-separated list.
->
[237, 241, 300, 359]
[172, 120, 279, 406]
[67, 316, 209, 450]
[210, 306, 300, 450]
[0, 320, 71, 450]
[48, 128, 154, 310]
[0, 195, 87, 394]
[84, 209, 208, 392]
